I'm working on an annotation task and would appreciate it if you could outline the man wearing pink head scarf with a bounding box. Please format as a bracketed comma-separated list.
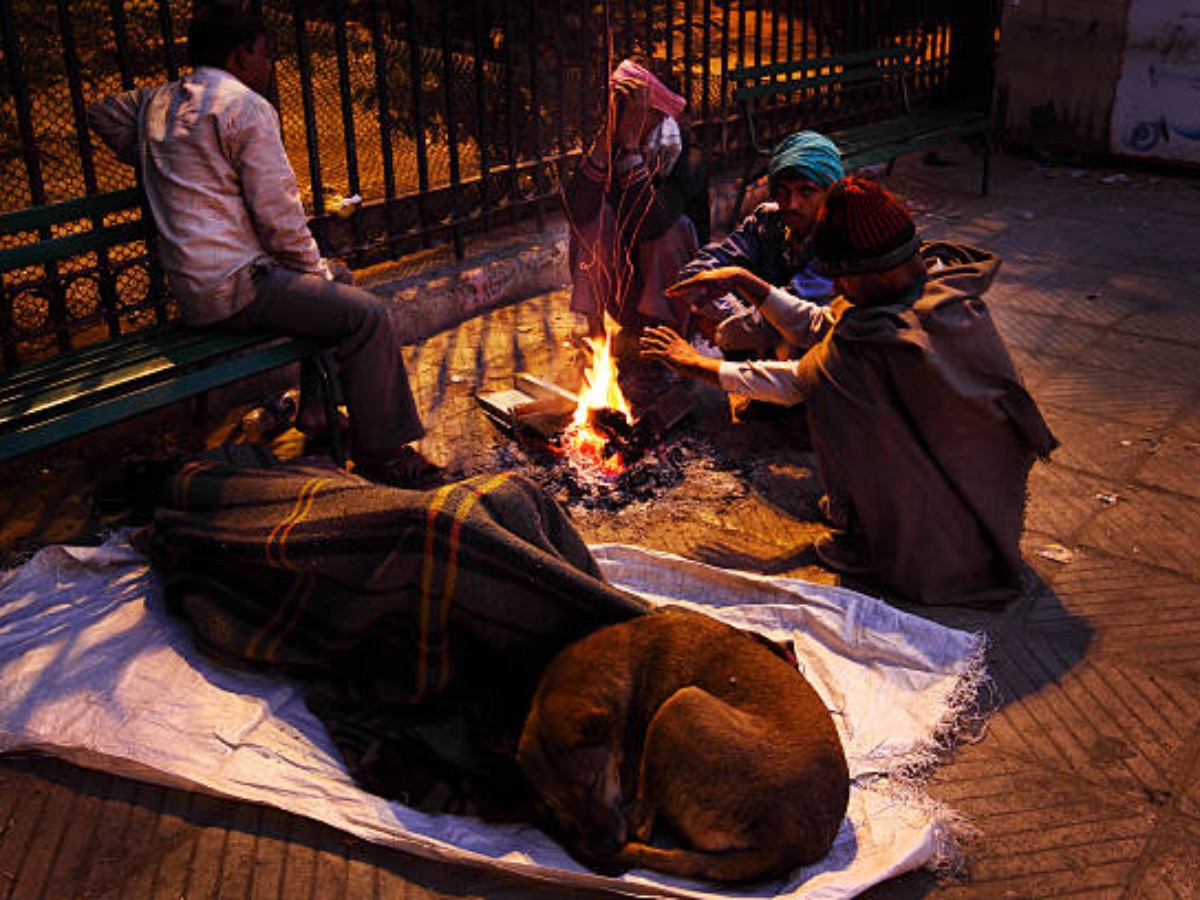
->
[565, 59, 707, 409]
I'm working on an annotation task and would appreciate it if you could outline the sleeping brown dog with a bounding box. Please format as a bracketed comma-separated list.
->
[517, 606, 849, 884]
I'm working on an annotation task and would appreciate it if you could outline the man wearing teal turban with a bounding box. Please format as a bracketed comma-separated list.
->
[669, 131, 844, 385]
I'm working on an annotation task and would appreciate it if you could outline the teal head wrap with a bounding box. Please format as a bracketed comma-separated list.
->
[768, 131, 843, 190]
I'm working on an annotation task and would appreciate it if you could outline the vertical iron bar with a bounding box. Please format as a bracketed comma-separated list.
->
[404, 0, 431, 245]
[683, 0, 693, 111]
[771, 0, 780, 66]
[556, 0, 568, 177]
[367, 0, 396, 202]
[664, 0, 675, 72]
[736, 0, 746, 70]
[528, 0, 544, 229]
[719, 0, 730, 152]
[471, 0, 492, 227]
[55, 0, 122, 338]
[502, 0, 519, 220]
[621, 0, 631, 57]
[701, 0, 711, 127]
[289, 0, 325, 216]
[109, 0, 167, 323]
[786, 0, 794, 64]
[156, 0, 179, 82]
[579, 0, 591, 142]
[332, 0, 361, 201]
[753, 0, 762, 68]
[642, 0, 652, 61]
[107, 0, 135, 89]
[439, 0, 463, 257]
[332, 0, 365, 260]
[0, 0, 71, 353]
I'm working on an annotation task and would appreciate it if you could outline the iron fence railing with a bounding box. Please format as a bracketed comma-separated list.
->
[0, 0, 999, 367]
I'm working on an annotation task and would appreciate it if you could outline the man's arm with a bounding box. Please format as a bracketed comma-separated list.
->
[229, 95, 328, 277]
[666, 266, 836, 350]
[640, 324, 808, 404]
[88, 88, 154, 166]
[674, 205, 777, 327]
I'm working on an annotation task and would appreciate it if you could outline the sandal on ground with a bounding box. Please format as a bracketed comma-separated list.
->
[812, 532, 873, 577]
[356, 447, 445, 489]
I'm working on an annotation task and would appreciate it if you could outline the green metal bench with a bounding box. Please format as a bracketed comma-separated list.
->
[0, 188, 344, 464]
[727, 47, 993, 230]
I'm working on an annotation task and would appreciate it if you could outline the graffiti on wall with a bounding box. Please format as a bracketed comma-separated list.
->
[1111, 2, 1200, 163]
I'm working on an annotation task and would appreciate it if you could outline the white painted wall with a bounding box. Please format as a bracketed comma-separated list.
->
[1110, 0, 1200, 162]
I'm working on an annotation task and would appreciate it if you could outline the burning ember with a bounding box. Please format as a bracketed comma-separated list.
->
[477, 331, 698, 510]
[558, 331, 633, 479]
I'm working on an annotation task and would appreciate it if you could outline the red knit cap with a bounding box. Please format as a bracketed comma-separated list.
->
[813, 176, 919, 276]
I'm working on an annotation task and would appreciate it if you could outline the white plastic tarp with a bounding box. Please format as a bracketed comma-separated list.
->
[0, 535, 986, 899]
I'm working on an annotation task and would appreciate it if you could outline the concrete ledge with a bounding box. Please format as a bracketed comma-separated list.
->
[362, 218, 572, 345]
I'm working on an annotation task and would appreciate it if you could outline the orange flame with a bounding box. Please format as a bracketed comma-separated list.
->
[560, 328, 631, 478]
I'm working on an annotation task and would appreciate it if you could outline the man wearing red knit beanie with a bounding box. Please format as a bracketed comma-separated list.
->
[641, 176, 1058, 608]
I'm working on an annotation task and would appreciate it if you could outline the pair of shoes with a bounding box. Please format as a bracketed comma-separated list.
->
[813, 532, 873, 576]
[356, 447, 445, 489]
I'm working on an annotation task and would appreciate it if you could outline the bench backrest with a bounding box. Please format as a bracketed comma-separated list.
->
[729, 47, 917, 153]
[0, 187, 168, 369]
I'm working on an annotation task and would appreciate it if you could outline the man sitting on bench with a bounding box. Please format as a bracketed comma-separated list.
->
[87, 1, 441, 488]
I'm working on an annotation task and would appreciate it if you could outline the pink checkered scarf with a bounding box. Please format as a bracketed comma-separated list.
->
[611, 59, 686, 119]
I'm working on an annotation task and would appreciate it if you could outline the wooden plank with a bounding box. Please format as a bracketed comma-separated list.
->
[0, 326, 270, 400]
[0, 220, 149, 273]
[727, 47, 912, 82]
[0, 331, 312, 430]
[0, 187, 144, 238]
[0, 338, 321, 461]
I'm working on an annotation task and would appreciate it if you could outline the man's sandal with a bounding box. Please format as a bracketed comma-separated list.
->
[356, 446, 445, 489]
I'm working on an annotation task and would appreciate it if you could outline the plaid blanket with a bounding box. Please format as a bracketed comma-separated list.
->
[142, 450, 647, 815]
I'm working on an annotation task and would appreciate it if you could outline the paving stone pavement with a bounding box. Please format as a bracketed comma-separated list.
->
[2, 149, 1199, 898]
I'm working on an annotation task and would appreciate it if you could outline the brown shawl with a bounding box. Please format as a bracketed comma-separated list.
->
[798, 242, 1057, 607]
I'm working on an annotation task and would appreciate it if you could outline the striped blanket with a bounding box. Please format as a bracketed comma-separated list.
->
[140, 451, 648, 815]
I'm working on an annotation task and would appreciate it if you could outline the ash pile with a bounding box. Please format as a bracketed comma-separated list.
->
[479, 373, 700, 510]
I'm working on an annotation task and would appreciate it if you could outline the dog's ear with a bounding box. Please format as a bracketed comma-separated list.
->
[572, 705, 613, 747]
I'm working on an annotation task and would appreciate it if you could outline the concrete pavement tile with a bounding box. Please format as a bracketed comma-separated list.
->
[1074, 484, 1200, 580]
[989, 276, 1133, 330]
[1034, 404, 1162, 483]
[923, 748, 1158, 898]
[1036, 550, 1200, 686]
[1097, 271, 1200, 315]
[1119, 305, 1200, 345]
[1024, 462, 1116, 543]
[989, 306, 1103, 365]
[1128, 812, 1200, 899]
[1076, 331, 1200, 389]
[1180, 743, 1200, 822]
[1134, 433, 1200, 500]
[1169, 401, 1200, 442]
[984, 640, 1199, 803]
[1035, 362, 1194, 430]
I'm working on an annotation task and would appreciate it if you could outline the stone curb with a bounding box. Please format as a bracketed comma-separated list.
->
[362, 218, 573, 344]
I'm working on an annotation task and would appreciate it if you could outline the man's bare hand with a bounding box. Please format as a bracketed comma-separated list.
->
[640, 325, 724, 388]
[666, 266, 751, 311]
[612, 77, 652, 150]
[640, 325, 701, 369]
